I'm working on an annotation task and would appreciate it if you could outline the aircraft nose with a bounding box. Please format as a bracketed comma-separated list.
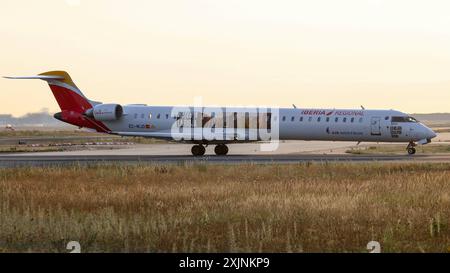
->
[423, 126, 437, 140]
[428, 129, 437, 139]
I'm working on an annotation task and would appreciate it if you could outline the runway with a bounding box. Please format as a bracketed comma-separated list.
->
[1, 138, 450, 167]
[1, 153, 449, 167]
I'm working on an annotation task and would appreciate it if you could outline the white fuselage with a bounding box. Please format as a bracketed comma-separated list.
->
[101, 106, 436, 144]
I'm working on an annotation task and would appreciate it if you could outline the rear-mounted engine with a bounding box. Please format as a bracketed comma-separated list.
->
[84, 104, 123, 121]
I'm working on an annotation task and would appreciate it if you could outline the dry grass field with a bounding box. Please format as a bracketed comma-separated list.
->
[0, 163, 449, 253]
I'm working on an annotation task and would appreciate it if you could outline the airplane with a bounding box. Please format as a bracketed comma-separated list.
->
[5, 71, 436, 156]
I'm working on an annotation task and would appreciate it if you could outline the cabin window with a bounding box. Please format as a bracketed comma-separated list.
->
[157, 114, 161, 119]
[134, 113, 138, 119]
[291, 116, 295, 122]
[385, 116, 389, 120]
[343, 117, 347, 123]
[300, 116, 303, 122]
[351, 117, 354, 123]
[166, 114, 169, 119]
[317, 117, 321, 122]
[282, 116, 286, 122]
[326, 117, 330, 122]
[335, 117, 339, 122]
[308, 117, 312, 122]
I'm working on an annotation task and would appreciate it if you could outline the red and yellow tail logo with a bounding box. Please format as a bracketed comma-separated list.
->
[39, 71, 93, 113]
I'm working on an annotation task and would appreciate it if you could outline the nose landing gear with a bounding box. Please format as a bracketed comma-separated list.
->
[407, 142, 416, 155]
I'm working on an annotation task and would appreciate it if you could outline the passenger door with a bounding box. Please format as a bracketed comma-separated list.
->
[371, 117, 381, 136]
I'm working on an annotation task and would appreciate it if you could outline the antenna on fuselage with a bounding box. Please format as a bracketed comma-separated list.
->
[293, 104, 297, 109]
[360, 105, 365, 110]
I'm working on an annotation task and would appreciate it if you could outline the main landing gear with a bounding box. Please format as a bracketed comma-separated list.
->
[214, 144, 229, 156]
[190, 144, 229, 156]
[407, 141, 416, 155]
[191, 145, 206, 156]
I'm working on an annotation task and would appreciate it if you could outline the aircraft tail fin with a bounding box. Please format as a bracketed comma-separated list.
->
[4, 71, 100, 113]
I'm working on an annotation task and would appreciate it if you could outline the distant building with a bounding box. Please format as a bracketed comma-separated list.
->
[5, 124, 15, 131]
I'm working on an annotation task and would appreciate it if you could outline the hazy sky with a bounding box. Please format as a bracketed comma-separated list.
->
[1, 0, 450, 116]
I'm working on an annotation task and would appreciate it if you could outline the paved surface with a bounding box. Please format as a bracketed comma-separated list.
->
[6, 140, 360, 156]
[0, 135, 118, 145]
[1, 153, 450, 167]
[1, 136, 449, 167]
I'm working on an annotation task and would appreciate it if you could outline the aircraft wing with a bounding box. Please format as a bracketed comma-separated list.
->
[112, 130, 250, 142]
[113, 131, 197, 140]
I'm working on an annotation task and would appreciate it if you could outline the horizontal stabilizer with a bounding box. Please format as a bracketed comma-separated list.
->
[5, 71, 102, 116]
[3, 75, 65, 80]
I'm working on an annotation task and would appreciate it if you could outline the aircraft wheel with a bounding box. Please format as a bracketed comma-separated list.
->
[214, 144, 229, 156]
[407, 147, 416, 155]
[191, 145, 206, 156]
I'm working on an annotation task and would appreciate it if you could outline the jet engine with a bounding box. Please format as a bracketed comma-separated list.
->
[84, 104, 123, 121]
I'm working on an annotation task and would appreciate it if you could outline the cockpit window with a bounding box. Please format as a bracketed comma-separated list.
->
[391, 116, 418, 123]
